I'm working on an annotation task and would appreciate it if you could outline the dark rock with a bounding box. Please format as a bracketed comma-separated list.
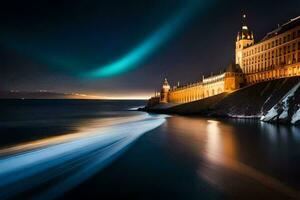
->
[144, 77, 300, 125]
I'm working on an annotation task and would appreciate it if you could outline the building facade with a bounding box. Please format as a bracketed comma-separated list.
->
[156, 15, 300, 104]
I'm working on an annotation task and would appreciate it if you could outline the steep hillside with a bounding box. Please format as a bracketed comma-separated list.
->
[144, 77, 300, 124]
[167, 93, 227, 115]
[211, 77, 300, 117]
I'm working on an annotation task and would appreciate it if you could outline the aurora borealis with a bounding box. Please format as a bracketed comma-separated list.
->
[1, 0, 300, 98]
[85, 1, 210, 78]
[1, 1, 212, 79]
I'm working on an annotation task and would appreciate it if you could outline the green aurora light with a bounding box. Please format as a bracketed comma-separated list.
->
[84, 0, 212, 78]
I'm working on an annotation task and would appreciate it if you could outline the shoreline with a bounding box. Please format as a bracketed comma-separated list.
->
[142, 77, 300, 125]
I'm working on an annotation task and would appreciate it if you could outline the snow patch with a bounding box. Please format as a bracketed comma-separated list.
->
[291, 106, 300, 124]
[261, 82, 300, 123]
[278, 110, 288, 119]
[261, 107, 278, 121]
[228, 114, 261, 119]
[282, 82, 300, 103]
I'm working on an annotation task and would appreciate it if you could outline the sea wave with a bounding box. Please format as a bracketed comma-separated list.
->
[0, 113, 166, 200]
[127, 105, 145, 111]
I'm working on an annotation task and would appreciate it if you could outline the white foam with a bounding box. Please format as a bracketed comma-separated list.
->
[0, 113, 166, 200]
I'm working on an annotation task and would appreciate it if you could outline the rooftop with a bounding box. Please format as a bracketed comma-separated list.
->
[262, 15, 300, 41]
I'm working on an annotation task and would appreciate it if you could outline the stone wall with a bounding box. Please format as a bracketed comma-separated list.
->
[167, 72, 241, 104]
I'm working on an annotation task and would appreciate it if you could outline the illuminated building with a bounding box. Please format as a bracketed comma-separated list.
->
[160, 78, 171, 103]
[155, 15, 300, 104]
[240, 15, 300, 84]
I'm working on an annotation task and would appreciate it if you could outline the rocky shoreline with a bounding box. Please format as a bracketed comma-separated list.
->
[141, 77, 300, 125]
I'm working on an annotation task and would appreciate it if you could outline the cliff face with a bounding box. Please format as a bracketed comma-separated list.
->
[211, 77, 300, 118]
[145, 77, 300, 124]
[261, 81, 300, 124]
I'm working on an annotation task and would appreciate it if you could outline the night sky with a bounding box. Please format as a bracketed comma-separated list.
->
[1, 0, 300, 98]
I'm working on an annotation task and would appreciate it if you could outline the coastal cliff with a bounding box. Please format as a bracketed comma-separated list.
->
[144, 77, 300, 124]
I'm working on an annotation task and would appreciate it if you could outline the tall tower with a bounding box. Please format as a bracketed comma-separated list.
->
[160, 78, 170, 103]
[235, 14, 254, 71]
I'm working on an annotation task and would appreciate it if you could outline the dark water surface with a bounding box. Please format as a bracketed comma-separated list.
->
[0, 100, 300, 200]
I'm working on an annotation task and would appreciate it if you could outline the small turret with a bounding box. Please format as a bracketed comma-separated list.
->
[160, 78, 170, 103]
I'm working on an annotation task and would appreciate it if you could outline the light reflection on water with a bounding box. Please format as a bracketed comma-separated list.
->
[1, 99, 300, 200]
[164, 116, 300, 199]
[0, 113, 151, 155]
[0, 112, 166, 200]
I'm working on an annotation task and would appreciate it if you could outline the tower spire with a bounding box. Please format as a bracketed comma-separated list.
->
[242, 13, 248, 30]
[235, 13, 254, 67]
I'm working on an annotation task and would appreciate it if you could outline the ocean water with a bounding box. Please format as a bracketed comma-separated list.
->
[0, 100, 300, 200]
